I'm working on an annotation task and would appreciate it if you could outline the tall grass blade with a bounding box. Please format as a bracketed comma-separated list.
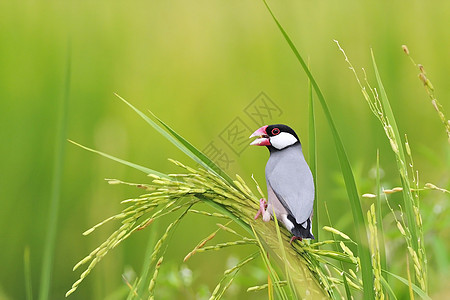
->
[150, 111, 236, 186]
[113, 95, 252, 233]
[114, 94, 235, 187]
[271, 210, 297, 299]
[308, 65, 318, 242]
[383, 270, 431, 300]
[370, 50, 419, 252]
[380, 276, 398, 300]
[267, 275, 274, 300]
[24, 247, 33, 300]
[262, 1, 374, 297]
[375, 149, 387, 274]
[68, 140, 251, 235]
[251, 225, 289, 300]
[39, 41, 71, 300]
[68, 140, 168, 178]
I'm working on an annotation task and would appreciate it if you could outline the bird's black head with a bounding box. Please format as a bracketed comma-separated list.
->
[249, 124, 300, 151]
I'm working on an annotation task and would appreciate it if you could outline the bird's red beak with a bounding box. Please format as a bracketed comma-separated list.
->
[249, 125, 270, 146]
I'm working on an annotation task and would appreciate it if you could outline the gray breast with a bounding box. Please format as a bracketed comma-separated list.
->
[265, 144, 314, 225]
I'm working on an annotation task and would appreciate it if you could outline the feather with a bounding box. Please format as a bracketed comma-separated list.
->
[265, 143, 314, 225]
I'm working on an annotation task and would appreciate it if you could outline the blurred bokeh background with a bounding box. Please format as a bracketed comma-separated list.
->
[0, 1, 448, 299]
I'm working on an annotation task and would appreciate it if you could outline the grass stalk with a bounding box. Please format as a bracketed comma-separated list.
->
[308, 63, 318, 242]
[366, 204, 384, 299]
[401, 45, 450, 143]
[370, 50, 420, 253]
[24, 247, 33, 300]
[382, 270, 431, 300]
[262, 1, 374, 297]
[335, 40, 429, 293]
[251, 225, 289, 300]
[272, 209, 298, 299]
[134, 229, 158, 298]
[39, 41, 71, 300]
[375, 150, 386, 274]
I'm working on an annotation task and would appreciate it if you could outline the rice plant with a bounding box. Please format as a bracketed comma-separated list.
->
[66, 98, 361, 299]
[401, 45, 450, 143]
[64, 2, 448, 299]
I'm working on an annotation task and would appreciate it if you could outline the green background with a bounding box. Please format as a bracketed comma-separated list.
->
[0, 1, 448, 299]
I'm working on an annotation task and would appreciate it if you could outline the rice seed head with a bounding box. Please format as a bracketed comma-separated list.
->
[396, 222, 406, 236]
[184, 232, 217, 262]
[323, 226, 352, 241]
[69, 158, 351, 298]
[224, 255, 256, 275]
[362, 193, 376, 199]
[402, 45, 410, 55]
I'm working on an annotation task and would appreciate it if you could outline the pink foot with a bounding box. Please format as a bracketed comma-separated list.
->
[254, 198, 267, 220]
[290, 236, 303, 244]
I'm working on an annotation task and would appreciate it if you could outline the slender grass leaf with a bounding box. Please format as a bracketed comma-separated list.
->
[24, 247, 33, 300]
[268, 274, 273, 300]
[308, 66, 318, 242]
[70, 137, 252, 235]
[68, 140, 169, 179]
[113, 94, 252, 233]
[383, 270, 431, 300]
[39, 41, 71, 300]
[149, 111, 236, 186]
[271, 209, 297, 299]
[114, 93, 236, 188]
[380, 276, 397, 300]
[124, 276, 139, 300]
[262, 1, 374, 297]
[375, 149, 387, 274]
[251, 225, 289, 300]
[370, 50, 419, 251]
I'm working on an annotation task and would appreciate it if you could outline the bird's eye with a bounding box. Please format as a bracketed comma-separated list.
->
[271, 128, 280, 135]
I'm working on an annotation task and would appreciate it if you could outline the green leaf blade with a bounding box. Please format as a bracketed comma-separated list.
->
[149, 111, 236, 186]
[308, 67, 318, 242]
[370, 51, 419, 252]
[39, 42, 71, 300]
[68, 140, 169, 179]
[383, 270, 431, 300]
[115, 93, 236, 188]
[262, 1, 374, 297]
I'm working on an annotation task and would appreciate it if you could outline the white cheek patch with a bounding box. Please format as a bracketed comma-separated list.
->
[270, 132, 298, 150]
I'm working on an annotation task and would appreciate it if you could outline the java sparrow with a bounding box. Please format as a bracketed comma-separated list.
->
[250, 124, 314, 242]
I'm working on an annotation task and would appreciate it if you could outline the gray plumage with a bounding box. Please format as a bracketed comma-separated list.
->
[265, 143, 314, 228]
[250, 124, 315, 239]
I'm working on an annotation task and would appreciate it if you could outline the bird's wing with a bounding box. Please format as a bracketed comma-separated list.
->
[266, 152, 314, 225]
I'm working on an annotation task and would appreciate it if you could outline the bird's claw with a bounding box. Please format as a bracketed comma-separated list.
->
[290, 236, 303, 244]
[254, 198, 267, 220]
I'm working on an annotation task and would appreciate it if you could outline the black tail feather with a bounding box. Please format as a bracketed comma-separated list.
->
[287, 215, 314, 239]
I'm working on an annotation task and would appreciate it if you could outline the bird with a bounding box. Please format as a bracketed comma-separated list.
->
[250, 124, 314, 243]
